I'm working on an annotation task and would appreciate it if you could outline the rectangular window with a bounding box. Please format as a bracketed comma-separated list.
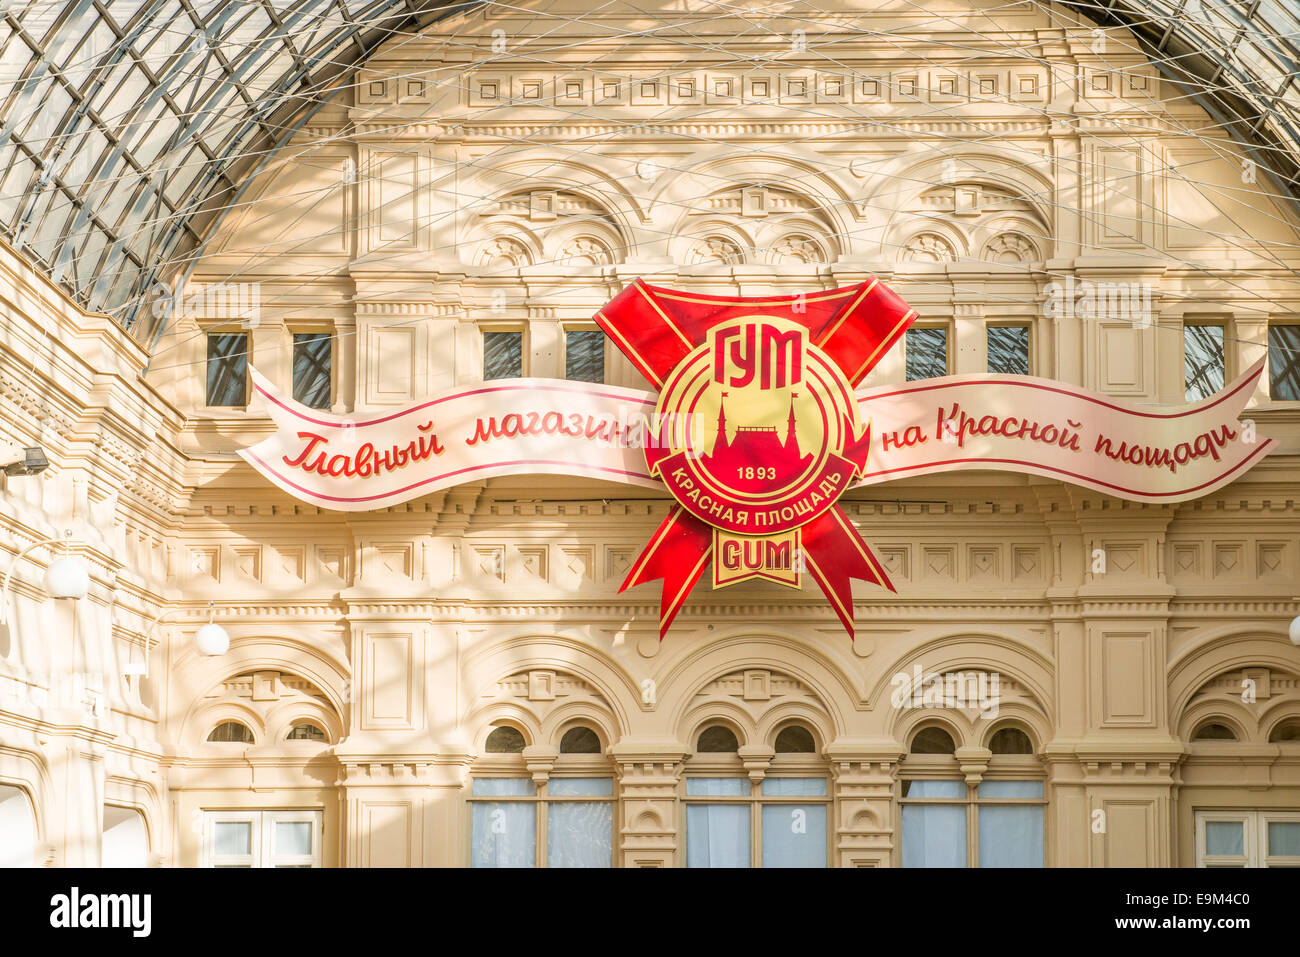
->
[1184, 324, 1225, 401]
[1268, 324, 1300, 400]
[205, 332, 248, 406]
[292, 333, 332, 410]
[202, 810, 322, 867]
[483, 330, 523, 380]
[469, 776, 615, 868]
[1196, 810, 1300, 867]
[565, 329, 605, 383]
[987, 326, 1030, 375]
[685, 777, 750, 868]
[901, 780, 966, 868]
[905, 327, 948, 381]
[900, 778, 1045, 867]
[684, 775, 829, 868]
[977, 780, 1044, 867]
[471, 778, 537, 867]
[546, 778, 614, 868]
[759, 777, 827, 868]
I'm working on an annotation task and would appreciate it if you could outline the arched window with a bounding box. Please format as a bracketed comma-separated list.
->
[102, 806, 148, 868]
[0, 785, 36, 868]
[559, 726, 602, 754]
[909, 726, 956, 754]
[485, 726, 526, 753]
[774, 725, 817, 754]
[989, 727, 1034, 754]
[1193, 722, 1238, 741]
[685, 720, 829, 869]
[1269, 719, 1300, 743]
[470, 722, 615, 868]
[901, 723, 1044, 869]
[207, 721, 254, 743]
[286, 722, 327, 742]
[696, 725, 740, 752]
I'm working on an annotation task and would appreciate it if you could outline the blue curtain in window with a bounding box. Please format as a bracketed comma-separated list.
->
[901, 780, 966, 867]
[977, 781, 1044, 868]
[686, 778, 749, 868]
[471, 778, 536, 867]
[546, 778, 613, 868]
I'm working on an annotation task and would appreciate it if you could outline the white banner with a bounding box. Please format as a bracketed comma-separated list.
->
[854, 359, 1274, 503]
[238, 362, 1275, 510]
[238, 368, 662, 510]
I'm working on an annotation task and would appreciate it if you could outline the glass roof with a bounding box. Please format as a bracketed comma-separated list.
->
[0, 0, 1297, 341]
[0, 0, 465, 339]
[1076, 0, 1300, 211]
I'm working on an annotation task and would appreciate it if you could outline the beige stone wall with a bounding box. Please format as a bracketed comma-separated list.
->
[1, 0, 1298, 867]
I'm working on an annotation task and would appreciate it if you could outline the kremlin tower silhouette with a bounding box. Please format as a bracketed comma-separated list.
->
[701, 392, 813, 492]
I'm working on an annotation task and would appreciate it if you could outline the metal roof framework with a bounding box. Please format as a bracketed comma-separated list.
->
[0, 0, 1296, 340]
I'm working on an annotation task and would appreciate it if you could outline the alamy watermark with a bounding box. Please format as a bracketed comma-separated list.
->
[1042, 277, 1154, 327]
[149, 280, 261, 328]
[890, 666, 1001, 720]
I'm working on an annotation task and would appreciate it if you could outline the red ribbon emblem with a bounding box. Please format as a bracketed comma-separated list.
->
[595, 278, 918, 639]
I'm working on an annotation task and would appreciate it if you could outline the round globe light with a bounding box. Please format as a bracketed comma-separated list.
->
[43, 556, 89, 599]
[196, 622, 230, 656]
[1290, 615, 1300, 646]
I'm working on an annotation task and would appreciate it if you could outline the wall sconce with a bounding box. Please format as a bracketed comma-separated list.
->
[0, 529, 90, 625]
[1290, 612, 1300, 646]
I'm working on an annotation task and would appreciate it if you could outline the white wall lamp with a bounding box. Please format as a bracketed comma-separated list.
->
[0, 529, 90, 625]
[195, 600, 229, 656]
[1290, 602, 1300, 646]
[123, 611, 164, 680]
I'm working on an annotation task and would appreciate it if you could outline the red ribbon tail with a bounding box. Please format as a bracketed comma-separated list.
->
[801, 506, 894, 640]
[620, 506, 713, 638]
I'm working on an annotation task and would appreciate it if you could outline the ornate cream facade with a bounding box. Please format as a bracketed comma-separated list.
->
[1, 0, 1299, 868]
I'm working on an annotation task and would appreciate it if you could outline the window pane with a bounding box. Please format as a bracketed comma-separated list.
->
[905, 327, 947, 380]
[761, 777, 827, 797]
[685, 777, 749, 797]
[686, 804, 750, 867]
[696, 726, 740, 752]
[472, 778, 536, 797]
[292, 333, 332, 410]
[989, 728, 1034, 754]
[471, 802, 535, 867]
[206, 333, 248, 406]
[559, 726, 602, 754]
[910, 727, 956, 754]
[773, 725, 816, 753]
[1193, 722, 1237, 740]
[1268, 821, 1300, 856]
[979, 806, 1044, 867]
[483, 331, 523, 379]
[274, 821, 312, 856]
[485, 726, 525, 753]
[213, 821, 251, 856]
[207, 721, 253, 743]
[987, 326, 1030, 375]
[565, 329, 605, 382]
[1184, 325, 1225, 400]
[1206, 821, 1245, 856]
[901, 805, 966, 867]
[548, 778, 613, 797]
[1270, 325, 1300, 400]
[762, 804, 826, 867]
[978, 781, 1043, 799]
[547, 802, 613, 868]
[903, 780, 965, 799]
